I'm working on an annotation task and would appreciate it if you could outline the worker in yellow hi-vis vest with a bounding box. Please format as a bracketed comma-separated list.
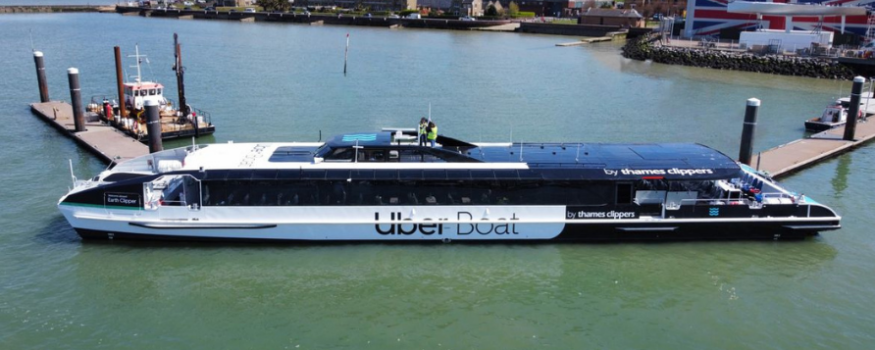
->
[426, 121, 438, 148]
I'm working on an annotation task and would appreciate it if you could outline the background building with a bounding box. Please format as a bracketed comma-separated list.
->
[684, 0, 875, 39]
[451, 0, 483, 16]
[579, 8, 644, 27]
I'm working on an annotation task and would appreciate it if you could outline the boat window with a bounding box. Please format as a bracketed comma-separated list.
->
[393, 148, 445, 163]
[616, 183, 633, 204]
[324, 148, 354, 161]
[359, 150, 385, 162]
[149, 89, 157, 95]
[200, 179, 612, 207]
[156, 88, 162, 95]
[133, 90, 139, 97]
[102, 172, 146, 182]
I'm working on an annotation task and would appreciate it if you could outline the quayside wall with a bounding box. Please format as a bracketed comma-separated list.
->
[0, 5, 114, 13]
[622, 36, 856, 80]
[517, 23, 621, 37]
[127, 7, 511, 30]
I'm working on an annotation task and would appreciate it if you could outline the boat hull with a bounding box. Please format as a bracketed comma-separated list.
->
[805, 119, 843, 132]
[61, 204, 840, 243]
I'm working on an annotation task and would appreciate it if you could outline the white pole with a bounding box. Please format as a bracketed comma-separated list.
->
[343, 33, 349, 75]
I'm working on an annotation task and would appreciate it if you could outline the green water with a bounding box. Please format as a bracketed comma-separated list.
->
[1, 13, 874, 349]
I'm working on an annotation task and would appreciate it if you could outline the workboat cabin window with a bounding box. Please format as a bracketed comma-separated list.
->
[149, 89, 157, 95]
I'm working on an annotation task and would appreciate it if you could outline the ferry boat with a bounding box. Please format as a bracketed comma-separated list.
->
[57, 130, 841, 242]
[87, 46, 215, 140]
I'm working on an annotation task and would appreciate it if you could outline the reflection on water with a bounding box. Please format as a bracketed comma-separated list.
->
[831, 153, 851, 198]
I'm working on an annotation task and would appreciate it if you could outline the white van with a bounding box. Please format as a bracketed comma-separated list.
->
[407, 13, 421, 19]
[244, 7, 256, 13]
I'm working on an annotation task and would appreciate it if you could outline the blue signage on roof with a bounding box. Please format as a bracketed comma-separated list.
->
[342, 134, 378, 142]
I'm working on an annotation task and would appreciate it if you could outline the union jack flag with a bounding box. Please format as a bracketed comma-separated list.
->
[689, 0, 875, 37]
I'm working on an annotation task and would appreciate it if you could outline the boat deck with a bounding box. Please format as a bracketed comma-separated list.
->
[752, 118, 875, 178]
[30, 101, 148, 165]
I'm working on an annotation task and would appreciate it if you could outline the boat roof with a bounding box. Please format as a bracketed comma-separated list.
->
[148, 131, 741, 181]
[123, 82, 163, 89]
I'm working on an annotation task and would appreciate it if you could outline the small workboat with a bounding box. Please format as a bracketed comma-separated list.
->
[87, 46, 215, 140]
[804, 93, 873, 132]
[804, 103, 858, 132]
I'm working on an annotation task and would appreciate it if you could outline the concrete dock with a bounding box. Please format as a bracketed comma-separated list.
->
[752, 119, 875, 178]
[556, 37, 613, 46]
[30, 101, 148, 165]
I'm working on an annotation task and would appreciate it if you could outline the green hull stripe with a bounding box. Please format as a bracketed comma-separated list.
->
[60, 202, 142, 211]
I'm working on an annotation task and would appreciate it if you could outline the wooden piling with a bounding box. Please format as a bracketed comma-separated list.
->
[33, 51, 49, 103]
[67, 68, 85, 132]
[738, 98, 759, 166]
[114, 46, 127, 120]
[173, 33, 194, 136]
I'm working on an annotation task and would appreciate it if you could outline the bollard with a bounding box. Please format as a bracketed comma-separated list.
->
[68, 68, 86, 132]
[34, 51, 50, 103]
[114, 46, 127, 121]
[145, 100, 163, 153]
[844, 76, 864, 141]
[738, 98, 760, 166]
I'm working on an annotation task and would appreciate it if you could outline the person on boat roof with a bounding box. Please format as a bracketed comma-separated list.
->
[419, 117, 428, 147]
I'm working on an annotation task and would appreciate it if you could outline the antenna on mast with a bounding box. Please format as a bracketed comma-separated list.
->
[127, 45, 146, 84]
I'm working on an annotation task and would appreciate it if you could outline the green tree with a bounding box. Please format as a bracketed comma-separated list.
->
[485, 4, 498, 17]
[508, 1, 519, 18]
[259, 0, 290, 12]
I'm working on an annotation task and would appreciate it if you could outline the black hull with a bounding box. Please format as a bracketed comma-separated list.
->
[805, 120, 842, 132]
[75, 220, 837, 243]
[160, 126, 216, 140]
[100, 117, 215, 140]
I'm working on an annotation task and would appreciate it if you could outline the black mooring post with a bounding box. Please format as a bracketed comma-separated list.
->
[844, 76, 864, 141]
[145, 100, 163, 153]
[68, 68, 86, 132]
[34, 51, 49, 103]
[739, 98, 760, 166]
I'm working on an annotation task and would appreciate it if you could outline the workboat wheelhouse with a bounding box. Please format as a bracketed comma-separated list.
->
[58, 130, 841, 242]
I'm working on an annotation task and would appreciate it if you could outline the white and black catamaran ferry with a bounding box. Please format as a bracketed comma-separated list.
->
[58, 130, 841, 242]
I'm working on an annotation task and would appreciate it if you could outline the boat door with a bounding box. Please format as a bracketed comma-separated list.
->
[143, 174, 202, 221]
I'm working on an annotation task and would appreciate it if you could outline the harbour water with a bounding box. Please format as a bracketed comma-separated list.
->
[1, 13, 874, 349]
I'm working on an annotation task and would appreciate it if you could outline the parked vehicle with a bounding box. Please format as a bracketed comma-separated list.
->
[244, 7, 256, 13]
[460, 16, 476, 21]
[407, 13, 421, 19]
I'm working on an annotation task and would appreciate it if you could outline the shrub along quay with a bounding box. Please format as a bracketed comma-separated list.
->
[622, 36, 856, 80]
